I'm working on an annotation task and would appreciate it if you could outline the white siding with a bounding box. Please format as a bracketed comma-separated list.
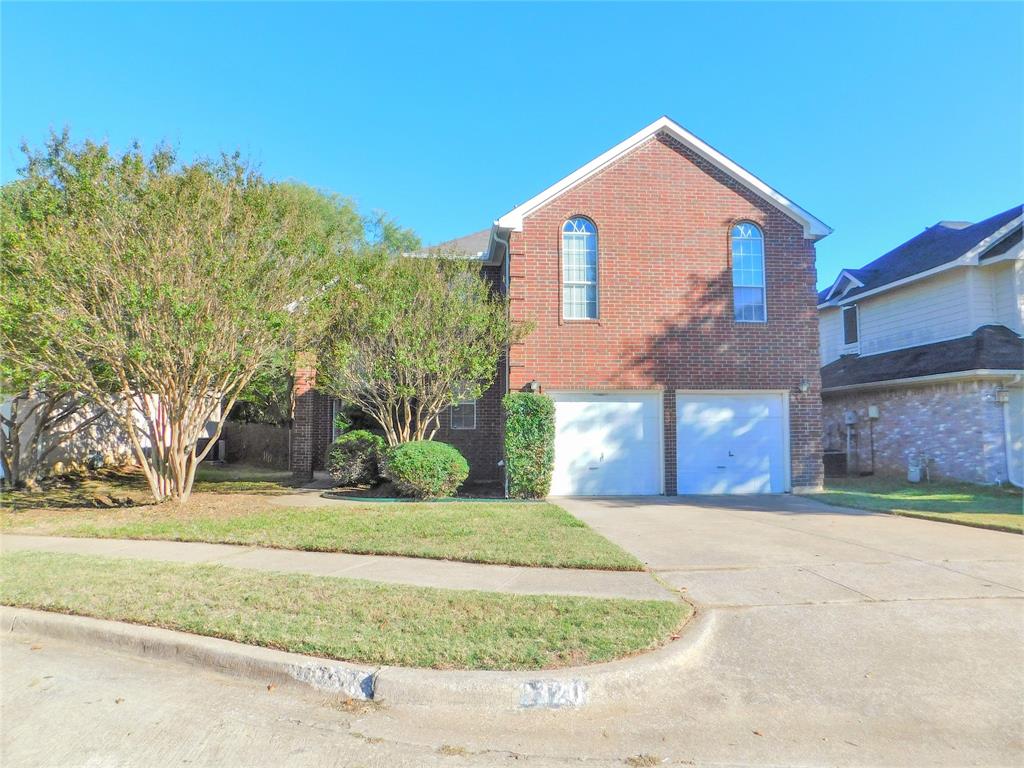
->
[820, 260, 1023, 365]
[819, 307, 842, 364]
[989, 260, 1024, 334]
[968, 266, 997, 328]
[856, 269, 973, 356]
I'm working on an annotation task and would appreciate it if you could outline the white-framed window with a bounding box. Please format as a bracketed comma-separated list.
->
[450, 399, 476, 430]
[732, 222, 766, 323]
[562, 217, 598, 319]
[842, 305, 859, 345]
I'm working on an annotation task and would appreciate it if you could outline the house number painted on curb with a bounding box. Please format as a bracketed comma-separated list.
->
[520, 679, 588, 709]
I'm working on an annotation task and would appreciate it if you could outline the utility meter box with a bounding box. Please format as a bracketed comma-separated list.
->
[844, 410, 858, 425]
[867, 405, 880, 419]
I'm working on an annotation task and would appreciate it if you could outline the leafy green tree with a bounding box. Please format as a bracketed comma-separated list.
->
[1, 133, 355, 502]
[315, 251, 524, 446]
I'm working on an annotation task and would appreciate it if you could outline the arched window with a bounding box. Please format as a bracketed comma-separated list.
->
[731, 222, 766, 322]
[562, 217, 598, 319]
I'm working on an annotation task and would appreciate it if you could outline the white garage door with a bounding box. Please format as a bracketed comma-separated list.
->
[676, 392, 788, 494]
[550, 392, 662, 496]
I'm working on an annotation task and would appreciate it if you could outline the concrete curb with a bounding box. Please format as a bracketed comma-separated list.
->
[1, 606, 715, 710]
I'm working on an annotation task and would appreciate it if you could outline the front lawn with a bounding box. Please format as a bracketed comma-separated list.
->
[813, 476, 1023, 533]
[0, 551, 686, 670]
[1, 464, 297, 512]
[1, 496, 642, 571]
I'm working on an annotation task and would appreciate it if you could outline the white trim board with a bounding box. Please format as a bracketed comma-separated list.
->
[822, 369, 1024, 393]
[493, 117, 832, 241]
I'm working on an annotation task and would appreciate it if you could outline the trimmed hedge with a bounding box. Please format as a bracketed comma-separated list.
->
[503, 392, 555, 498]
[326, 430, 386, 486]
[384, 440, 469, 499]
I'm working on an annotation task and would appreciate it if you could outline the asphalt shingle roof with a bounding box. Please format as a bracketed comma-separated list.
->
[819, 204, 1023, 303]
[821, 325, 1024, 389]
[409, 228, 491, 259]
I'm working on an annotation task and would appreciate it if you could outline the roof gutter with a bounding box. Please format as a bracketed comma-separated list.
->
[821, 369, 1024, 394]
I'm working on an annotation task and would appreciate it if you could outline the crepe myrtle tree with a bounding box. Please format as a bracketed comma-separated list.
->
[315, 251, 525, 446]
[0, 179, 112, 488]
[1, 133, 358, 502]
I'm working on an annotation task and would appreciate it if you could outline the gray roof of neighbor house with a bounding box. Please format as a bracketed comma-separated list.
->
[818, 204, 1023, 304]
[408, 228, 492, 259]
[820, 325, 1024, 390]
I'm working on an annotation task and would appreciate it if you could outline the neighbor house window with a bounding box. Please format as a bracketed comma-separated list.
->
[732, 222, 766, 322]
[562, 217, 598, 319]
[450, 398, 476, 430]
[843, 305, 859, 345]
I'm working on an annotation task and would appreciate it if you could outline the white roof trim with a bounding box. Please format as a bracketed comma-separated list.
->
[823, 270, 865, 302]
[823, 369, 1024, 393]
[959, 214, 1023, 265]
[494, 116, 832, 240]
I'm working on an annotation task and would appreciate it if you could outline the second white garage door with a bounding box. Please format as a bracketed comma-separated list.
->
[676, 392, 789, 494]
[550, 392, 662, 496]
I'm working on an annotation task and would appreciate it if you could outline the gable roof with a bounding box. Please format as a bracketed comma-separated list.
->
[492, 116, 832, 240]
[819, 204, 1023, 305]
[821, 325, 1024, 390]
[407, 228, 492, 260]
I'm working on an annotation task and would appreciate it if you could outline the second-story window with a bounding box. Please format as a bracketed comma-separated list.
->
[732, 222, 766, 322]
[843, 305, 859, 345]
[562, 217, 598, 319]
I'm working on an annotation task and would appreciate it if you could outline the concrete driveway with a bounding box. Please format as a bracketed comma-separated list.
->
[356, 496, 1024, 766]
[558, 494, 1024, 606]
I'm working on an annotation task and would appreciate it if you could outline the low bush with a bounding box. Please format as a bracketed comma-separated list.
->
[325, 430, 386, 486]
[384, 441, 469, 499]
[503, 393, 555, 498]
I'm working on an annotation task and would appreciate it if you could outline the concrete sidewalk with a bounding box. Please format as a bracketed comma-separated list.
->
[0, 534, 674, 602]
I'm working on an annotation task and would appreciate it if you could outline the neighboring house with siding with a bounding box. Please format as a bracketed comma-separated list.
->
[818, 205, 1023, 485]
[293, 116, 831, 495]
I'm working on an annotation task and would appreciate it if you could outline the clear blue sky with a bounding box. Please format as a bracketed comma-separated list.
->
[3, 2, 1021, 288]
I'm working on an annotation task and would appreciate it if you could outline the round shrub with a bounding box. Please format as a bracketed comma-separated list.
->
[384, 440, 469, 499]
[326, 430, 386, 486]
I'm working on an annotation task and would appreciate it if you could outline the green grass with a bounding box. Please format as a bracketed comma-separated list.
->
[0, 551, 686, 670]
[813, 476, 1023, 533]
[193, 464, 297, 494]
[1, 464, 296, 512]
[2, 500, 643, 570]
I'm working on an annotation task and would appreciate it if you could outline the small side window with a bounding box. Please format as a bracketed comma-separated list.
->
[843, 305, 859, 345]
[450, 399, 476, 430]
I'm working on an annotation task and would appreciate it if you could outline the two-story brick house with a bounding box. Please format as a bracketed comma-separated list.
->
[292, 117, 831, 495]
[818, 205, 1023, 485]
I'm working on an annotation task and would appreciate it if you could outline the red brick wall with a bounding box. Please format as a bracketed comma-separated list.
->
[289, 360, 318, 479]
[506, 132, 824, 492]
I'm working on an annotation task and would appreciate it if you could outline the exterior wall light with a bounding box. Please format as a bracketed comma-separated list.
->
[798, 379, 810, 394]
[527, 380, 541, 393]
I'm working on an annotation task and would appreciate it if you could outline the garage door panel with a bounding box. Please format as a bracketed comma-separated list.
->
[676, 393, 788, 494]
[551, 392, 662, 496]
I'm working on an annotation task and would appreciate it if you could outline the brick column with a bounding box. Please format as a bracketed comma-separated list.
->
[290, 354, 317, 481]
[663, 392, 677, 495]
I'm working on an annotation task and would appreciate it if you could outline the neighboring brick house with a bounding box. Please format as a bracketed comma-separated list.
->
[293, 117, 832, 494]
[818, 205, 1024, 485]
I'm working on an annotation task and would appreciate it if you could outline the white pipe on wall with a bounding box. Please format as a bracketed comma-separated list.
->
[1002, 375, 1023, 488]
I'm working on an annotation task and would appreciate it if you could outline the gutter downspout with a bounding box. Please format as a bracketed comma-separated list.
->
[1002, 374, 1023, 488]
[493, 227, 513, 500]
